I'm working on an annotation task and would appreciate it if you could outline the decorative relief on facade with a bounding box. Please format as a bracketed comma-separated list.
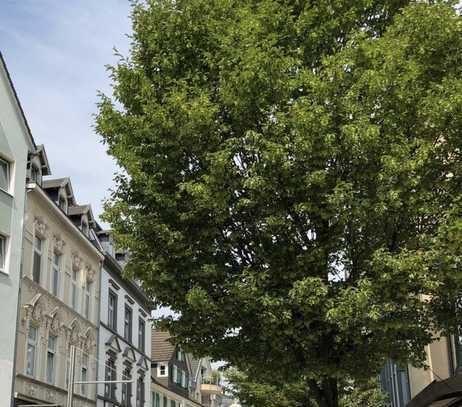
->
[23, 293, 45, 325]
[34, 217, 48, 239]
[85, 264, 96, 283]
[53, 234, 66, 254]
[72, 253, 83, 272]
[47, 307, 62, 335]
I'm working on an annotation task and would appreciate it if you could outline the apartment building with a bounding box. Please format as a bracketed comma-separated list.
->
[96, 229, 152, 407]
[13, 158, 104, 406]
[0, 52, 37, 406]
[381, 335, 462, 407]
[151, 329, 202, 407]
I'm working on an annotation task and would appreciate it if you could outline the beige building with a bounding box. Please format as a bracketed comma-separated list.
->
[382, 335, 462, 407]
[13, 151, 104, 407]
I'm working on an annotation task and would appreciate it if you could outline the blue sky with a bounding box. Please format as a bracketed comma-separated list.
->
[1, 0, 132, 223]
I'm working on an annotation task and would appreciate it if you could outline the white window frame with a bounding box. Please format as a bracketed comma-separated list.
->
[181, 370, 186, 388]
[0, 157, 10, 193]
[85, 281, 91, 320]
[0, 234, 6, 273]
[33, 236, 43, 284]
[51, 252, 60, 296]
[158, 363, 168, 377]
[46, 334, 57, 384]
[26, 325, 37, 376]
[71, 270, 78, 311]
[81, 354, 88, 396]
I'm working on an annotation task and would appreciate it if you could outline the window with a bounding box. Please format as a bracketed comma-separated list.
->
[108, 290, 118, 330]
[124, 305, 133, 342]
[136, 376, 145, 407]
[85, 281, 92, 319]
[138, 318, 145, 352]
[158, 363, 168, 377]
[81, 354, 88, 396]
[176, 349, 183, 361]
[153, 392, 160, 407]
[51, 253, 60, 296]
[105, 356, 117, 399]
[71, 270, 78, 310]
[82, 220, 89, 236]
[30, 164, 41, 184]
[46, 334, 57, 384]
[58, 195, 68, 213]
[0, 158, 9, 192]
[170, 401, 176, 407]
[116, 252, 126, 262]
[176, 366, 182, 385]
[181, 371, 186, 388]
[33, 236, 42, 284]
[122, 366, 132, 406]
[26, 325, 37, 376]
[0, 235, 5, 271]
[163, 396, 167, 407]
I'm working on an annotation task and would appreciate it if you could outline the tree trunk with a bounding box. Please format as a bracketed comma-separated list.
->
[309, 378, 339, 407]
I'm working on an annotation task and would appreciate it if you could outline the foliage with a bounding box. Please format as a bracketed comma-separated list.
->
[96, 1, 462, 406]
[225, 369, 387, 407]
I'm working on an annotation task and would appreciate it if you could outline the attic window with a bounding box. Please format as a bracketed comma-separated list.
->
[58, 195, 68, 213]
[81, 220, 89, 236]
[30, 164, 41, 184]
[158, 363, 168, 377]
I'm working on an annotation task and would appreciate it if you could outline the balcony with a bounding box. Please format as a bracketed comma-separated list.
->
[201, 379, 223, 395]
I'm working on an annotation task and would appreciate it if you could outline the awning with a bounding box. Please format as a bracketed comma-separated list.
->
[407, 375, 462, 407]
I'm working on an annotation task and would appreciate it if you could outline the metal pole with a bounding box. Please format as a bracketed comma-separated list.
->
[66, 345, 76, 407]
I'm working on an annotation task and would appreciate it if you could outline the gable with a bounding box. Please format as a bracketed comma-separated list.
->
[137, 355, 149, 371]
[105, 335, 122, 353]
[122, 346, 137, 362]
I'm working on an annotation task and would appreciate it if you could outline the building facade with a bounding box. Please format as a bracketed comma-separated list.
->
[0, 53, 36, 406]
[96, 229, 151, 407]
[13, 166, 104, 407]
[151, 329, 201, 407]
[381, 334, 462, 407]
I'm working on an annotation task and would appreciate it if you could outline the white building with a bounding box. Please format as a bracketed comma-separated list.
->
[0, 52, 36, 406]
[96, 229, 152, 407]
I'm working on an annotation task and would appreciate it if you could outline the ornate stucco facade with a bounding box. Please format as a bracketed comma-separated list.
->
[13, 167, 104, 407]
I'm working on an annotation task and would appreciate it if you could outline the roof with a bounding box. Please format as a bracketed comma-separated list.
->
[0, 52, 36, 151]
[34, 144, 51, 175]
[104, 254, 152, 311]
[68, 204, 91, 216]
[152, 329, 175, 362]
[407, 375, 462, 407]
[42, 177, 70, 189]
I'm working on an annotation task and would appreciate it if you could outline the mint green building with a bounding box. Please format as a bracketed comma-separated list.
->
[0, 53, 36, 406]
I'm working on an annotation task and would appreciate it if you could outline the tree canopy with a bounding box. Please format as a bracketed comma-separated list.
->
[96, 1, 462, 406]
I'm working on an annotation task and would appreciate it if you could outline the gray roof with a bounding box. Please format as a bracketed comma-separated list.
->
[68, 204, 91, 216]
[152, 329, 175, 362]
[42, 177, 70, 189]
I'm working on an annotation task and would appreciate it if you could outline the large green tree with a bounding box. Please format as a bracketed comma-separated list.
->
[224, 368, 388, 407]
[96, 1, 462, 406]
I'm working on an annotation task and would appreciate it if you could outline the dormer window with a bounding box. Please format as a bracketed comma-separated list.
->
[58, 195, 68, 213]
[30, 164, 42, 185]
[81, 220, 89, 236]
